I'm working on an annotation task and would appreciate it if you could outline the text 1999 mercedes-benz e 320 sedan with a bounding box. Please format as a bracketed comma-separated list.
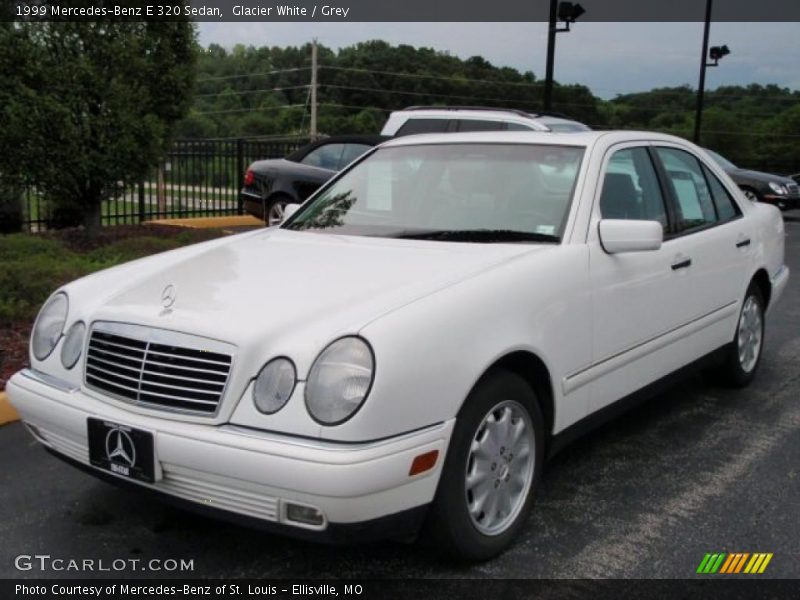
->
[8, 131, 788, 560]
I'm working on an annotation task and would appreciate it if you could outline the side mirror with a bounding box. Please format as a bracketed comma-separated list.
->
[282, 203, 302, 223]
[599, 219, 663, 254]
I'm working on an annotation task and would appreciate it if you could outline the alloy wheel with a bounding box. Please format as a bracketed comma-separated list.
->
[737, 295, 763, 373]
[464, 400, 535, 536]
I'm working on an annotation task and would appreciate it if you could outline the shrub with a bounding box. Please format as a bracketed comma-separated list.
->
[86, 236, 183, 264]
[0, 234, 66, 261]
[0, 253, 93, 323]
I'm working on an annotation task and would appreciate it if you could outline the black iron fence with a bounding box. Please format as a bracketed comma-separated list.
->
[21, 136, 310, 232]
[18, 135, 800, 232]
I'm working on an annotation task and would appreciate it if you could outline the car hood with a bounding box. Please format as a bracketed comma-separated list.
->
[730, 168, 795, 186]
[84, 229, 538, 350]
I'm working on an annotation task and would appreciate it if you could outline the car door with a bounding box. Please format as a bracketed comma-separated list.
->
[652, 146, 751, 333]
[583, 144, 698, 411]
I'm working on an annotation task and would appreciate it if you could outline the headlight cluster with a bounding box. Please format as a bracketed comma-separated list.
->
[768, 182, 789, 195]
[60, 321, 86, 369]
[253, 358, 296, 414]
[31, 293, 68, 361]
[31, 292, 86, 369]
[252, 336, 375, 425]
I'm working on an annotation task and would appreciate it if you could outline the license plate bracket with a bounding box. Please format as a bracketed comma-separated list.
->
[87, 418, 155, 483]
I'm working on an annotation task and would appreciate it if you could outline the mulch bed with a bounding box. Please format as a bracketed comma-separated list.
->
[0, 320, 31, 391]
[1, 223, 228, 391]
[41, 223, 222, 252]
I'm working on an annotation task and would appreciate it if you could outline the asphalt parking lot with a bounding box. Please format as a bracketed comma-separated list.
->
[2, 214, 799, 580]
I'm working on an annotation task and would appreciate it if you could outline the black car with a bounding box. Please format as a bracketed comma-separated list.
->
[705, 149, 799, 211]
[241, 135, 390, 225]
[792, 172, 800, 186]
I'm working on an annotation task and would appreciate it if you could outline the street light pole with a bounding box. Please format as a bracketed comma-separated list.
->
[543, 0, 558, 112]
[693, 0, 714, 144]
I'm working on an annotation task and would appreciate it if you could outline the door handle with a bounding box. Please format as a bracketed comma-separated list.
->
[736, 238, 751, 248]
[671, 258, 692, 270]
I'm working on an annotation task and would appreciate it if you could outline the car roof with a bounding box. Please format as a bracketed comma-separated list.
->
[384, 106, 590, 131]
[377, 130, 694, 150]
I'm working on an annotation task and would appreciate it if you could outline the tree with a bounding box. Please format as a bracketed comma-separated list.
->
[0, 14, 197, 232]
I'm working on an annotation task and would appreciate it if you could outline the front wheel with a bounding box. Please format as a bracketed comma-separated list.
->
[716, 285, 765, 387]
[426, 370, 544, 561]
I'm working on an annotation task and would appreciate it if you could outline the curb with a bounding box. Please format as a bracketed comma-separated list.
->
[0, 391, 20, 426]
[147, 215, 263, 229]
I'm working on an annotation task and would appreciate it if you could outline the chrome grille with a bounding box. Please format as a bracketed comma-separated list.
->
[85, 325, 233, 415]
[788, 183, 799, 196]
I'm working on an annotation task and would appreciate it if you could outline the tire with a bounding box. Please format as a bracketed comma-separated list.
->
[716, 284, 765, 387]
[266, 197, 289, 227]
[426, 370, 544, 561]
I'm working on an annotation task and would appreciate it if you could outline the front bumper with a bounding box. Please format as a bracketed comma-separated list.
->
[763, 194, 800, 210]
[7, 369, 453, 540]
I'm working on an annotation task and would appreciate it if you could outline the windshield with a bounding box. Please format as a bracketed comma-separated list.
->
[706, 149, 738, 170]
[283, 143, 585, 243]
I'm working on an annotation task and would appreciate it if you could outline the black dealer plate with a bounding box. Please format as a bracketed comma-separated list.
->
[87, 418, 155, 483]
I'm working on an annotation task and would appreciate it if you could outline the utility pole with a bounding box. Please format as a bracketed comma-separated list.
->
[693, 0, 713, 144]
[310, 39, 318, 139]
[543, 0, 558, 112]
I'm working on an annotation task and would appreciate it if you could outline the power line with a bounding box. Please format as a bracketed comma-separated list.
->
[320, 65, 547, 89]
[603, 88, 800, 101]
[196, 104, 306, 116]
[193, 67, 800, 103]
[320, 83, 540, 108]
[196, 85, 309, 99]
[196, 67, 311, 83]
[318, 103, 392, 113]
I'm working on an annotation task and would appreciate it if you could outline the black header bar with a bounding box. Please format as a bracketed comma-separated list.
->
[7, 0, 800, 22]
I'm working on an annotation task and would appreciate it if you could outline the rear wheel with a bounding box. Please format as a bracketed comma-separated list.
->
[716, 284, 765, 387]
[266, 197, 289, 227]
[427, 370, 544, 561]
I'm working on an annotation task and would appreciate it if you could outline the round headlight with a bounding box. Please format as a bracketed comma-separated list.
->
[60, 321, 86, 369]
[253, 358, 297, 414]
[305, 337, 374, 425]
[768, 182, 788, 195]
[31, 293, 68, 361]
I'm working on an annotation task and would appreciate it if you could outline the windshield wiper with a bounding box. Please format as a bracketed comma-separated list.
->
[393, 229, 560, 243]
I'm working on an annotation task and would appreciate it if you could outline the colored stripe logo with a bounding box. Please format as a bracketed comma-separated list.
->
[696, 552, 773, 574]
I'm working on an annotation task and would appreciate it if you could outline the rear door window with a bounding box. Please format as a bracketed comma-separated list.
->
[395, 119, 451, 136]
[702, 164, 741, 222]
[655, 148, 718, 232]
[455, 120, 507, 132]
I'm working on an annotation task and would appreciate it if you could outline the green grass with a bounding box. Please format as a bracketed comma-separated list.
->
[0, 229, 222, 324]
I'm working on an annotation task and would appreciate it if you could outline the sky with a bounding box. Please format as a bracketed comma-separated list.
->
[197, 22, 800, 99]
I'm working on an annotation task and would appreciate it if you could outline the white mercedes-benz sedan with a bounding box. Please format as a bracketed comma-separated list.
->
[7, 131, 789, 560]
